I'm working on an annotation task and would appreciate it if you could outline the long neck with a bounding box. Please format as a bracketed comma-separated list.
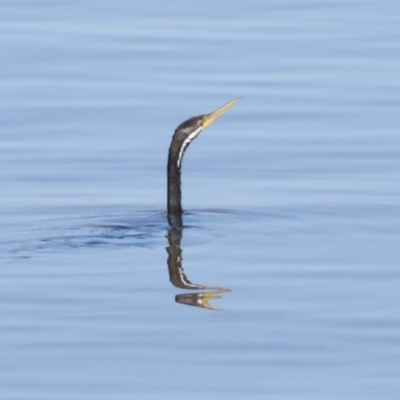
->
[167, 143, 183, 227]
[167, 120, 203, 227]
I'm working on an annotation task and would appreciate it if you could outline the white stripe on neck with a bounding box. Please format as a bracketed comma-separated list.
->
[177, 126, 203, 169]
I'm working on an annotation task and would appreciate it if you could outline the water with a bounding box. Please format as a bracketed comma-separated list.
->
[1, 1, 400, 399]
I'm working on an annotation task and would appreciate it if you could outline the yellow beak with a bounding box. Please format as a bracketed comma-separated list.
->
[202, 97, 240, 129]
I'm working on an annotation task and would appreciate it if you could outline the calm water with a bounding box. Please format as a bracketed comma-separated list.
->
[1, 1, 400, 399]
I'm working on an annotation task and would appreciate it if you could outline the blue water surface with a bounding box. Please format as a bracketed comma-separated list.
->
[1, 1, 400, 399]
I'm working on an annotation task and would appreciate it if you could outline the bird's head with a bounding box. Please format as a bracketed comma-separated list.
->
[172, 98, 240, 169]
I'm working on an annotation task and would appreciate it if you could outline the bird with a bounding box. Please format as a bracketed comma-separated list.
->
[167, 98, 240, 227]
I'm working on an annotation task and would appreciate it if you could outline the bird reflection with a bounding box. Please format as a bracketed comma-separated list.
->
[165, 99, 238, 309]
[166, 228, 230, 310]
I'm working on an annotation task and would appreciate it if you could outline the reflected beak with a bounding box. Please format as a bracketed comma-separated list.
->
[202, 97, 240, 129]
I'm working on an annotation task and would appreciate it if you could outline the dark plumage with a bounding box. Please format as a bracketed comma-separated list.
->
[167, 98, 240, 227]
